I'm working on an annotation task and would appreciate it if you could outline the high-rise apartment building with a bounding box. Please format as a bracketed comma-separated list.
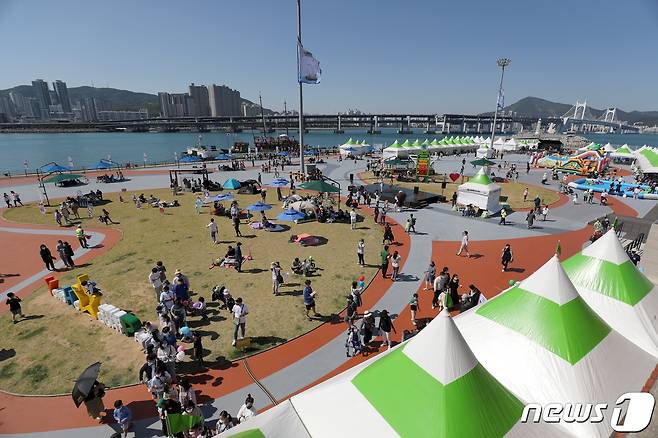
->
[31, 79, 51, 118]
[189, 83, 210, 117]
[159, 92, 194, 117]
[208, 84, 241, 117]
[79, 97, 98, 122]
[53, 80, 72, 113]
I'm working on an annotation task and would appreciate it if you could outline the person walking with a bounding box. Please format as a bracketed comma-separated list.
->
[235, 242, 243, 272]
[237, 394, 256, 423]
[541, 205, 549, 221]
[523, 187, 529, 202]
[351, 280, 363, 309]
[192, 331, 204, 367]
[83, 381, 106, 420]
[56, 240, 70, 268]
[408, 213, 417, 233]
[10, 191, 23, 207]
[231, 297, 249, 346]
[424, 261, 436, 290]
[378, 310, 396, 350]
[501, 244, 513, 272]
[63, 241, 76, 268]
[39, 244, 56, 271]
[75, 225, 89, 248]
[380, 245, 390, 279]
[303, 279, 318, 320]
[373, 206, 379, 224]
[6, 292, 25, 324]
[233, 215, 242, 237]
[526, 209, 535, 229]
[350, 208, 357, 230]
[499, 208, 507, 225]
[410, 293, 419, 326]
[390, 251, 402, 281]
[54, 209, 63, 226]
[3, 193, 11, 208]
[206, 218, 218, 244]
[271, 262, 282, 295]
[357, 239, 365, 266]
[456, 230, 470, 257]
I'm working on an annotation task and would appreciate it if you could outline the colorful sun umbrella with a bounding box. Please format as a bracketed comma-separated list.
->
[271, 178, 290, 187]
[179, 155, 202, 163]
[206, 193, 234, 203]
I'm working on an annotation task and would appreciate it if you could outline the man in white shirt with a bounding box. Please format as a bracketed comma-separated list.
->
[159, 285, 175, 311]
[206, 218, 218, 244]
[350, 208, 357, 230]
[149, 268, 163, 300]
[231, 297, 249, 346]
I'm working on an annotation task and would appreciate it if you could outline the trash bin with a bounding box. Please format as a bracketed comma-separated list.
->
[120, 313, 141, 337]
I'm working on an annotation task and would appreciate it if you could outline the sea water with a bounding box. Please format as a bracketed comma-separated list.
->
[0, 129, 656, 174]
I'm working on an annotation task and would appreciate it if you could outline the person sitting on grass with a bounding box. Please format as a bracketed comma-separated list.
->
[291, 257, 304, 275]
[191, 297, 208, 320]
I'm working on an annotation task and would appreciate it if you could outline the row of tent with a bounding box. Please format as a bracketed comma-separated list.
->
[382, 136, 482, 159]
[216, 230, 658, 438]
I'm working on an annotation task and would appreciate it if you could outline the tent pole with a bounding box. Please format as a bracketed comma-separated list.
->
[297, 0, 305, 175]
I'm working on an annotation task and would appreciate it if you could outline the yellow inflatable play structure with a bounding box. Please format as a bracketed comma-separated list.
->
[71, 274, 102, 319]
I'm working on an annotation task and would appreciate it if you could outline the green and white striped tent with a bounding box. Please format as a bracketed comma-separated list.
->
[217, 399, 311, 437]
[287, 311, 562, 437]
[563, 229, 658, 357]
[611, 144, 634, 159]
[456, 255, 657, 438]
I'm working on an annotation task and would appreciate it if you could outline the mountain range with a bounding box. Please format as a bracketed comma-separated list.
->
[0, 85, 275, 116]
[481, 96, 658, 125]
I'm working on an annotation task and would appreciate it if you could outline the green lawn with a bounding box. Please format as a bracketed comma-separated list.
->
[1, 188, 381, 394]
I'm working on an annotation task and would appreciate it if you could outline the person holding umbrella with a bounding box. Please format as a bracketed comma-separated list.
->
[72, 363, 106, 420]
[83, 381, 106, 420]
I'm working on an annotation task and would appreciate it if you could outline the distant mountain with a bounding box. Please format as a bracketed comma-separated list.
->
[0, 85, 274, 117]
[480, 96, 658, 125]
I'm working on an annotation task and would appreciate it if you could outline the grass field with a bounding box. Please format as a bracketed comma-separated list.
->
[359, 171, 560, 209]
[1, 188, 381, 394]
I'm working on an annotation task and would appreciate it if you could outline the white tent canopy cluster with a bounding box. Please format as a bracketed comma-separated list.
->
[456, 167, 502, 213]
[217, 230, 658, 438]
[338, 138, 373, 157]
[633, 145, 658, 174]
[382, 136, 480, 159]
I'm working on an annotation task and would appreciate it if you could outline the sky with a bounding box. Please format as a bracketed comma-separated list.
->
[1, 0, 657, 114]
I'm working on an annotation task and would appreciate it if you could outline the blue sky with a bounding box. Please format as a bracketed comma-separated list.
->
[1, 0, 657, 113]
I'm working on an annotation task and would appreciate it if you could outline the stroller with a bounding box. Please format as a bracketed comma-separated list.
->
[345, 325, 363, 357]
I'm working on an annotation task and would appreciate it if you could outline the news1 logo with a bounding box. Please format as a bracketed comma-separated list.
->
[521, 392, 656, 432]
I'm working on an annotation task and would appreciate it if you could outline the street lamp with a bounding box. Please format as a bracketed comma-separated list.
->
[174, 152, 179, 168]
[489, 58, 511, 150]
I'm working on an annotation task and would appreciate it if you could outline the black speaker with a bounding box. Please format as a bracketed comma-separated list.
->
[413, 186, 419, 194]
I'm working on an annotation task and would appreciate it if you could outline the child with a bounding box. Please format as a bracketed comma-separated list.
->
[192, 332, 204, 367]
[6, 292, 24, 324]
[192, 297, 208, 320]
[410, 293, 419, 326]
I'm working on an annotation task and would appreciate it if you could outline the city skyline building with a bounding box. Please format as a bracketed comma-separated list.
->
[208, 84, 240, 117]
[31, 79, 51, 118]
[53, 80, 72, 113]
[189, 83, 210, 117]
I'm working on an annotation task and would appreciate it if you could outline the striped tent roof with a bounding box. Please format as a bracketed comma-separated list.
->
[456, 255, 656, 438]
[217, 399, 311, 437]
[563, 229, 658, 357]
[290, 310, 562, 437]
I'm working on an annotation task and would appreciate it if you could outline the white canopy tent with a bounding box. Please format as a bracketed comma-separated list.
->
[382, 140, 408, 159]
[217, 399, 311, 437]
[456, 255, 657, 438]
[602, 142, 616, 153]
[456, 167, 501, 212]
[503, 138, 519, 151]
[288, 310, 563, 437]
[634, 146, 658, 175]
[563, 230, 658, 358]
[610, 144, 634, 160]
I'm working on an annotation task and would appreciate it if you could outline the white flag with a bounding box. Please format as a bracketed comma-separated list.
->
[298, 43, 321, 84]
[496, 88, 505, 110]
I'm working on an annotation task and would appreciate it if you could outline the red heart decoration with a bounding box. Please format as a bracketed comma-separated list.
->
[449, 173, 460, 182]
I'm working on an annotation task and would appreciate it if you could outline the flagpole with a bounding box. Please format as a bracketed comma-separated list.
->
[489, 58, 511, 150]
[296, 0, 305, 174]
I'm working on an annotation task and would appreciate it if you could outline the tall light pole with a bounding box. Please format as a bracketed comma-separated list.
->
[489, 58, 511, 150]
[296, 0, 305, 174]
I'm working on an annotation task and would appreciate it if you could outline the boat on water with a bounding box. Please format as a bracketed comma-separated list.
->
[254, 134, 299, 151]
[183, 135, 221, 160]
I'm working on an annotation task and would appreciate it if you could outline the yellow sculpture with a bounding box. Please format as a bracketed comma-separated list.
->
[71, 274, 102, 319]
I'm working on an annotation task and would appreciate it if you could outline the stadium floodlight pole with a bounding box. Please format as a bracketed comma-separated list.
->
[296, 0, 305, 174]
[490, 58, 511, 150]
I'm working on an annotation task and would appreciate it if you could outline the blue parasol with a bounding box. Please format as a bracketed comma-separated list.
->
[92, 160, 114, 170]
[277, 151, 289, 157]
[215, 154, 232, 161]
[205, 193, 234, 203]
[276, 209, 306, 221]
[180, 155, 202, 163]
[41, 163, 71, 172]
[270, 178, 289, 187]
[247, 201, 272, 212]
[223, 178, 241, 189]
